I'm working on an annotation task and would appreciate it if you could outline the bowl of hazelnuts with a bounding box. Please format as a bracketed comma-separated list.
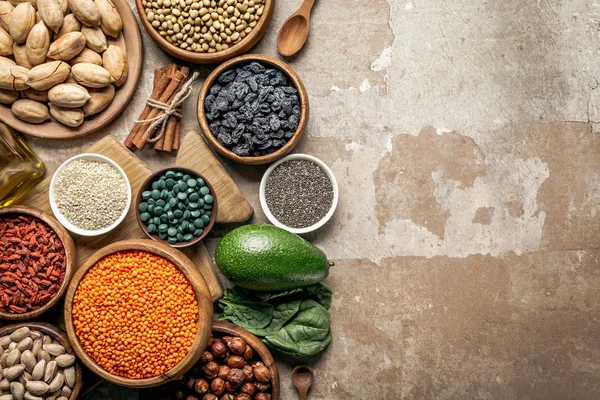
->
[143, 321, 280, 400]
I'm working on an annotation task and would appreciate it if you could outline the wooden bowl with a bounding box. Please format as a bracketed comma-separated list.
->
[213, 321, 280, 399]
[0, 205, 76, 321]
[135, 167, 218, 248]
[63, 239, 214, 388]
[135, 0, 274, 64]
[0, 0, 143, 139]
[0, 322, 83, 399]
[197, 53, 309, 165]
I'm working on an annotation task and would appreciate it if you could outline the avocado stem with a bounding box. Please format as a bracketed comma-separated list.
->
[328, 261, 335, 267]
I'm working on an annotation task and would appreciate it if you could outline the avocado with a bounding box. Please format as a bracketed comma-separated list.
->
[215, 224, 331, 291]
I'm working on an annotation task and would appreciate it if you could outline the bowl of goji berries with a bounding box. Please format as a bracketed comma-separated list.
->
[0, 205, 76, 321]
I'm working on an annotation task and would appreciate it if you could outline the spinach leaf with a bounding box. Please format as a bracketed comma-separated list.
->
[251, 297, 302, 336]
[263, 299, 332, 357]
[219, 287, 274, 329]
[305, 283, 332, 309]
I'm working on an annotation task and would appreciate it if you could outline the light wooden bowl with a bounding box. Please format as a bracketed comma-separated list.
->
[0, 322, 83, 399]
[135, 0, 274, 64]
[63, 239, 214, 388]
[0, 205, 75, 321]
[135, 167, 218, 248]
[197, 53, 308, 165]
[0, 0, 143, 139]
[213, 321, 280, 400]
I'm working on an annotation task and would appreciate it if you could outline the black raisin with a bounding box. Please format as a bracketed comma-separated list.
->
[248, 62, 265, 73]
[218, 70, 236, 84]
[209, 84, 222, 95]
[217, 133, 233, 147]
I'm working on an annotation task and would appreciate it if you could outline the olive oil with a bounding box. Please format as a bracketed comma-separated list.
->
[0, 122, 45, 208]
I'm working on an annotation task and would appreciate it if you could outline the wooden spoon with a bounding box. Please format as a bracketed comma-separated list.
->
[292, 365, 314, 400]
[277, 0, 316, 57]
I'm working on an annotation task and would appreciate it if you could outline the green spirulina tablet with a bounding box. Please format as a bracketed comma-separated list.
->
[156, 199, 165, 208]
[159, 232, 168, 240]
[168, 237, 177, 244]
[189, 193, 200, 202]
[163, 204, 170, 212]
[177, 192, 187, 201]
[168, 197, 177, 207]
[204, 194, 213, 203]
[204, 204, 212, 210]
[175, 172, 183, 177]
[166, 179, 176, 189]
[183, 233, 193, 241]
[187, 179, 197, 188]
[172, 218, 179, 225]
[201, 214, 210, 224]
[139, 203, 148, 212]
[154, 207, 163, 216]
[174, 210, 183, 219]
[194, 229, 203, 237]
[147, 198, 156, 205]
[152, 181, 159, 190]
[140, 212, 150, 222]
[179, 182, 189, 192]
[178, 225, 186, 234]
[176, 233, 184, 241]
[160, 190, 168, 200]
[159, 180, 166, 190]
[158, 224, 168, 233]
[151, 189, 160, 200]
[180, 221, 189, 231]
[200, 186, 210, 195]
[165, 171, 175, 178]
[194, 218, 204, 228]
[147, 223, 156, 233]
[183, 210, 191, 220]
[148, 205, 154, 213]
[142, 191, 152, 200]
[187, 224, 195, 233]
[188, 202, 198, 210]
[186, 188, 195, 195]
[197, 178, 204, 186]
[160, 215, 168, 223]
[153, 217, 161, 225]
[182, 174, 190, 181]
[191, 210, 201, 218]
[167, 210, 174, 220]
[173, 185, 180, 195]
[178, 202, 186, 211]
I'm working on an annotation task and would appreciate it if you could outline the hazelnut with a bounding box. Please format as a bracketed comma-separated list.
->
[254, 382, 270, 392]
[254, 394, 271, 400]
[240, 382, 256, 396]
[211, 341, 228, 359]
[222, 336, 234, 346]
[202, 361, 220, 379]
[242, 345, 253, 360]
[218, 365, 231, 380]
[185, 396, 199, 400]
[185, 376, 196, 390]
[210, 378, 226, 396]
[228, 337, 247, 355]
[242, 365, 253, 382]
[227, 355, 245, 369]
[227, 368, 245, 386]
[250, 361, 264, 368]
[221, 395, 235, 400]
[207, 336, 214, 346]
[224, 382, 237, 393]
[253, 365, 271, 383]
[195, 378, 210, 394]
[202, 395, 218, 400]
[201, 351, 214, 363]
[234, 395, 251, 400]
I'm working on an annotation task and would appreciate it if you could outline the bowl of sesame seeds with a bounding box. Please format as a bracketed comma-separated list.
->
[259, 154, 338, 235]
[49, 154, 132, 237]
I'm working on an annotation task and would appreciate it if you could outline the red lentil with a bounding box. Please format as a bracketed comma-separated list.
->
[0, 214, 66, 314]
[72, 250, 199, 379]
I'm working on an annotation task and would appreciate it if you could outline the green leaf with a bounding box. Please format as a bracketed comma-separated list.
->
[251, 298, 302, 336]
[218, 287, 274, 329]
[304, 283, 333, 309]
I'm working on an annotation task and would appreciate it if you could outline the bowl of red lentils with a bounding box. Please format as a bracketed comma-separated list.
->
[0, 205, 76, 321]
[63, 239, 214, 388]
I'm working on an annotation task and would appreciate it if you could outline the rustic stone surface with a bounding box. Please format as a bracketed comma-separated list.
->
[23, 0, 600, 398]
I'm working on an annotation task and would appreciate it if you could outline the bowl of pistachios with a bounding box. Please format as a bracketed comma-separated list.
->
[135, 0, 274, 64]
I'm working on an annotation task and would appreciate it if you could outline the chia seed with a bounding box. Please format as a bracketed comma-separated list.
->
[265, 160, 334, 229]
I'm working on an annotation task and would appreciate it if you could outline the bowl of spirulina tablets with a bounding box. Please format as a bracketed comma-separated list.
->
[259, 154, 338, 234]
[136, 167, 218, 247]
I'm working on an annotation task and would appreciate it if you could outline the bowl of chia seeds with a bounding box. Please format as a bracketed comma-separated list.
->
[135, 167, 218, 248]
[259, 154, 338, 234]
[49, 153, 132, 237]
[197, 54, 309, 165]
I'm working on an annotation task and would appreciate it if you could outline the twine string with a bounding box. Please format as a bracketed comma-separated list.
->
[136, 71, 200, 144]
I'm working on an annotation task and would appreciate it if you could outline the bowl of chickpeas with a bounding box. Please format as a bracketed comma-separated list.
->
[63, 239, 214, 388]
[135, 0, 275, 64]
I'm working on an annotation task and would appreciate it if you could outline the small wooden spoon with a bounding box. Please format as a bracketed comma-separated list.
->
[292, 365, 314, 400]
[277, 0, 316, 57]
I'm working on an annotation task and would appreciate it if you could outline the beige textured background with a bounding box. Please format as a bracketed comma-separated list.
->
[25, 0, 600, 399]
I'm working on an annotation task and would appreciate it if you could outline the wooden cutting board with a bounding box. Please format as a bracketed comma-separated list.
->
[24, 131, 254, 302]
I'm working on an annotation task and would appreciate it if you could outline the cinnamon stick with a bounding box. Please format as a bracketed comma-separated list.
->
[124, 67, 172, 148]
[133, 70, 185, 150]
[173, 119, 181, 150]
[154, 66, 190, 152]
[162, 116, 177, 152]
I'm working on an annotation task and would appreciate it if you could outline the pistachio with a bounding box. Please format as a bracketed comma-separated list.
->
[0, 88, 18, 103]
[43, 360, 56, 383]
[0, 27, 12, 56]
[12, 42, 31, 67]
[101, 44, 125, 86]
[70, 62, 112, 87]
[52, 355, 75, 369]
[67, 0, 100, 26]
[47, 31, 85, 60]
[62, 367, 73, 389]
[0, 378, 9, 390]
[15, 339, 31, 353]
[18, 352, 34, 373]
[24, 381, 48, 396]
[26, 60, 69, 90]
[9, 2, 35, 44]
[95, 0, 120, 38]
[36, 0, 62, 32]
[6, 350, 20, 368]
[0, 394, 13, 400]
[80, 25, 106, 52]
[49, 103, 83, 126]
[23, 393, 42, 400]
[59, 385, 70, 398]
[46, 372, 63, 393]
[4, 365, 24, 381]
[48, 82, 89, 107]
[0, 64, 28, 89]
[9, 381, 24, 400]
[40, 345, 64, 358]
[54, 12, 79, 38]
[0, 1, 13, 31]
[30, 340, 41, 358]
[8, 0, 37, 9]
[0, 337, 11, 349]
[35, 351, 49, 365]
[68, 47, 101, 65]
[30, 360, 44, 382]
[11, 99, 48, 122]
[24, 20, 48, 65]
[82, 83, 112, 115]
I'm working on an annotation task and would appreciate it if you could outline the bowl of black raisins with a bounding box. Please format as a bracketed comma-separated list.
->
[197, 54, 308, 165]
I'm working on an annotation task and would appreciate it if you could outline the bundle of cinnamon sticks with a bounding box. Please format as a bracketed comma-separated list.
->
[124, 64, 189, 152]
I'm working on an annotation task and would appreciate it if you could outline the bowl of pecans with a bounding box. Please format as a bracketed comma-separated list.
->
[0, 205, 76, 321]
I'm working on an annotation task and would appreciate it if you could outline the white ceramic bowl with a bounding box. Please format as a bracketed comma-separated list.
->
[259, 153, 339, 234]
[49, 153, 131, 237]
